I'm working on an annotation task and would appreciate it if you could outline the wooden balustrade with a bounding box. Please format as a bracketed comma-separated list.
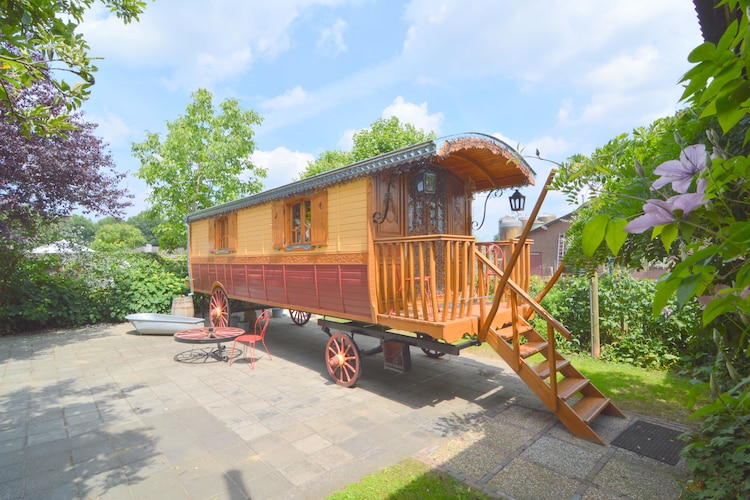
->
[374, 236, 532, 323]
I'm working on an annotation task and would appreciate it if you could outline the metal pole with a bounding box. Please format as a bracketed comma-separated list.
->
[590, 270, 600, 357]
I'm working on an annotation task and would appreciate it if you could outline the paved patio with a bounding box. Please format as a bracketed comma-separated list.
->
[0, 315, 690, 499]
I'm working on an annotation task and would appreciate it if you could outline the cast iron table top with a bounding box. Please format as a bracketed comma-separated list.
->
[173, 326, 245, 362]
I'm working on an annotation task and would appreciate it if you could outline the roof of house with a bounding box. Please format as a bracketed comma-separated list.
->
[186, 132, 536, 223]
[528, 211, 577, 233]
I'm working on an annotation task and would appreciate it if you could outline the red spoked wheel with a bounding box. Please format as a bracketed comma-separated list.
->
[325, 333, 361, 387]
[209, 287, 230, 327]
[417, 332, 446, 359]
[289, 309, 311, 326]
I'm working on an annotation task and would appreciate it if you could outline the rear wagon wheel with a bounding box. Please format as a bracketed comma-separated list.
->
[289, 309, 311, 326]
[209, 287, 230, 327]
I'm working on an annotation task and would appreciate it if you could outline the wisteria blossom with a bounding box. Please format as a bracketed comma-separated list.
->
[652, 144, 708, 193]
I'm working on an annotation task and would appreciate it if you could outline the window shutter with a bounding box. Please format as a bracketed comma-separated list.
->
[208, 219, 216, 253]
[227, 213, 238, 252]
[310, 190, 328, 246]
[272, 202, 285, 249]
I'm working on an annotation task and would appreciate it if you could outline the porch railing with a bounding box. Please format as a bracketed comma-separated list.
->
[374, 236, 532, 323]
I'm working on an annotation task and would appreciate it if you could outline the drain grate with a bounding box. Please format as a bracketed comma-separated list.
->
[611, 420, 685, 465]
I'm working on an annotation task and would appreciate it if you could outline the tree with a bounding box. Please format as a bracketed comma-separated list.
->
[91, 222, 145, 252]
[127, 211, 160, 246]
[132, 88, 265, 251]
[0, 76, 130, 251]
[0, 0, 147, 136]
[57, 215, 97, 245]
[298, 116, 436, 178]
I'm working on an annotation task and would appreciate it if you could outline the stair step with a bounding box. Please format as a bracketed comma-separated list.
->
[556, 377, 590, 400]
[518, 341, 548, 358]
[496, 324, 533, 340]
[532, 358, 571, 379]
[572, 396, 611, 423]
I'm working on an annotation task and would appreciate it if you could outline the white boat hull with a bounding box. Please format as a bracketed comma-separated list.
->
[126, 313, 205, 335]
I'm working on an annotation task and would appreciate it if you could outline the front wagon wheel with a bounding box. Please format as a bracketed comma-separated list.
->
[325, 333, 361, 387]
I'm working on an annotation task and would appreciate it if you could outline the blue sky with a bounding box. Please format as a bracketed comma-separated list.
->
[79, 0, 703, 241]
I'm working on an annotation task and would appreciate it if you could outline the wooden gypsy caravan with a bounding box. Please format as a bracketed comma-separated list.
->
[186, 132, 623, 443]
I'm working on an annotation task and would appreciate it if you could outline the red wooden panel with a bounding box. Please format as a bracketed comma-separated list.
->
[316, 266, 344, 311]
[190, 263, 210, 292]
[246, 264, 267, 301]
[286, 265, 316, 308]
[264, 265, 286, 303]
[231, 265, 248, 298]
[340, 265, 370, 316]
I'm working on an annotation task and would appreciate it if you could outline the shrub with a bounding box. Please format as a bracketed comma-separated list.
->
[0, 251, 189, 334]
[0, 255, 101, 333]
[535, 270, 704, 370]
[682, 376, 750, 499]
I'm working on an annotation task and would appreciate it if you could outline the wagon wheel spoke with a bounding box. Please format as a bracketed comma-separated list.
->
[417, 332, 445, 359]
[209, 287, 230, 327]
[325, 333, 361, 387]
[289, 309, 311, 326]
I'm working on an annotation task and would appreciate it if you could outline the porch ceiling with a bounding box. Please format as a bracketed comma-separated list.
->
[435, 135, 536, 192]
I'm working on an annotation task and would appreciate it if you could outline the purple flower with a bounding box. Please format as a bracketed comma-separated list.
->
[624, 190, 709, 234]
[652, 144, 708, 193]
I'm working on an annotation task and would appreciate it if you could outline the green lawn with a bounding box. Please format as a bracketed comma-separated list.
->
[327, 458, 491, 500]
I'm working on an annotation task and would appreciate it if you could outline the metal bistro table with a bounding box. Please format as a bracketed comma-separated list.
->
[173, 326, 245, 363]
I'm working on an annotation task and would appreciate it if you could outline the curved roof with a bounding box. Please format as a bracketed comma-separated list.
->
[187, 132, 535, 222]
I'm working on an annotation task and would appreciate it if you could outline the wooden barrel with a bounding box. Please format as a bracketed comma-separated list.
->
[171, 296, 195, 317]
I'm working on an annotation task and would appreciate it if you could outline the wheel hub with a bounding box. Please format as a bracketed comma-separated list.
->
[328, 353, 345, 368]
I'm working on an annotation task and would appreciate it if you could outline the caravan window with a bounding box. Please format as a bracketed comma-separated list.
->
[209, 213, 237, 253]
[291, 199, 312, 244]
[272, 191, 328, 250]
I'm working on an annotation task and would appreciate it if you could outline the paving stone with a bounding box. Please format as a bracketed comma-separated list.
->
[0, 478, 24, 499]
[488, 457, 582, 499]
[521, 435, 603, 479]
[25, 466, 77, 498]
[291, 434, 331, 455]
[593, 449, 687, 499]
[279, 459, 326, 486]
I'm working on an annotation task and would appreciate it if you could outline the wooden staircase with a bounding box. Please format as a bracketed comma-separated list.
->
[474, 170, 624, 444]
[483, 285, 625, 444]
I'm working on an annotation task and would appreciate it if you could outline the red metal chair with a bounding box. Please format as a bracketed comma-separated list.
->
[229, 309, 272, 369]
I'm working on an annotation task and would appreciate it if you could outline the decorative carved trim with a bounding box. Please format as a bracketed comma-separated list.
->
[190, 252, 367, 266]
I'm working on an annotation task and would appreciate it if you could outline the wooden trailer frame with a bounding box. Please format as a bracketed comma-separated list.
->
[186, 132, 624, 443]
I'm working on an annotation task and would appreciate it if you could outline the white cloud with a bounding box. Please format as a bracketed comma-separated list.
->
[382, 96, 443, 134]
[318, 18, 348, 55]
[337, 129, 356, 150]
[586, 46, 660, 91]
[399, 0, 701, 123]
[251, 147, 314, 189]
[523, 136, 573, 160]
[258, 59, 403, 132]
[80, 1, 327, 91]
[557, 99, 574, 125]
[491, 132, 519, 150]
[88, 110, 132, 148]
[261, 86, 311, 110]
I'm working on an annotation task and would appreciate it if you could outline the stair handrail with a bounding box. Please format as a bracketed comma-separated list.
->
[478, 170, 556, 342]
[475, 251, 572, 340]
[524, 263, 566, 321]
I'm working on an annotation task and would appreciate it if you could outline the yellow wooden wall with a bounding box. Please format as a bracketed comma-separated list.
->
[189, 178, 369, 257]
